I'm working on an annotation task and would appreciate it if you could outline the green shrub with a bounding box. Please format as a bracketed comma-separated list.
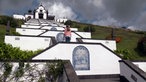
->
[0, 42, 41, 60]
[3, 62, 13, 80]
[64, 20, 72, 26]
[11, 31, 20, 35]
[0, 15, 24, 28]
[115, 49, 133, 60]
[83, 25, 96, 32]
[46, 60, 64, 81]
[72, 24, 80, 28]
[137, 37, 146, 54]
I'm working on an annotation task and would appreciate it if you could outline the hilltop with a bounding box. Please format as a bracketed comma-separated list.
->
[69, 20, 146, 60]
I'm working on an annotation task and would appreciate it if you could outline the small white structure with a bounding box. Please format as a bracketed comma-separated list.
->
[119, 60, 146, 82]
[25, 14, 33, 20]
[40, 31, 91, 42]
[5, 35, 53, 51]
[56, 18, 68, 23]
[16, 28, 46, 36]
[81, 38, 117, 51]
[133, 62, 146, 72]
[13, 14, 25, 20]
[32, 43, 121, 75]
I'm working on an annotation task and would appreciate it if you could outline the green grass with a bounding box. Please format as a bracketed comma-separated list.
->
[72, 22, 146, 60]
[0, 25, 6, 43]
[0, 25, 16, 42]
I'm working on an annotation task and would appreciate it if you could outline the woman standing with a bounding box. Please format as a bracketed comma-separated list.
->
[64, 25, 71, 42]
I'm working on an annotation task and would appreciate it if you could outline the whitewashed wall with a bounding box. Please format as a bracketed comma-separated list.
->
[5, 35, 52, 51]
[21, 25, 41, 28]
[41, 26, 62, 30]
[120, 61, 146, 82]
[25, 14, 34, 19]
[40, 23, 50, 26]
[41, 26, 78, 31]
[16, 28, 46, 36]
[41, 31, 90, 42]
[24, 23, 40, 26]
[50, 23, 58, 27]
[133, 62, 146, 72]
[33, 43, 121, 75]
[21, 24, 78, 31]
[70, 28, 78, 31]
[82, 39, 116, 50]
[75, 32, 91, 38]
[13, 14, 25, 20]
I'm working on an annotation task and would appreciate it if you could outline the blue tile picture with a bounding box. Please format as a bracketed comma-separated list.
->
[56, 33, 64, 42]
[50, 27, 57, 31]
[73, 45, 90, 70]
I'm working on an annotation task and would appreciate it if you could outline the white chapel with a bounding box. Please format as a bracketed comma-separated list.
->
[13, 4, 55, 20]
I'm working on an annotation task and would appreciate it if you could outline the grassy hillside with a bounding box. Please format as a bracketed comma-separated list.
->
[71, 21, 146, 60]
[0, 15, 24, 27]
[0, 15, 23, 42]
[0, 17, 146, 60]
[0, 25, 16, 43]
[0, 25, 5, 43]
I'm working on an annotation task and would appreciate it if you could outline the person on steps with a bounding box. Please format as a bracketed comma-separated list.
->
[64, 25, 71, 42]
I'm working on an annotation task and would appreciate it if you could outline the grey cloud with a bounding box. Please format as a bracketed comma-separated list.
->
[102, 0, 146, 24]
[0, 0, 36, 15]
[1, 0, 146, 31]
[0, 0, 32, 9]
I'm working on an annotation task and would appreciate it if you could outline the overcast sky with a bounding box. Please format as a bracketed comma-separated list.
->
[0, 0, 146, 31]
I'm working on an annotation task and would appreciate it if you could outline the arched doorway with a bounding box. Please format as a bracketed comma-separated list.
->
[39, 13, 43, 19]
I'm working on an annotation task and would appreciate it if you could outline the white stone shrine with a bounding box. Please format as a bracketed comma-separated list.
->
[13, 4, 67, 23]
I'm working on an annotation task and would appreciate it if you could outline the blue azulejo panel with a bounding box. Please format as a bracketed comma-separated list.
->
[50, 27, 57, 31]
[73, 45, 90, 70]
[56, 33, 64, 42]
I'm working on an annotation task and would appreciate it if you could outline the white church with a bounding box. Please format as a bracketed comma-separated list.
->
[3, 4, 146, 82]
[13, 4, 67, 23]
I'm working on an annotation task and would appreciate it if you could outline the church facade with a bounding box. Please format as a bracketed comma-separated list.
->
[34, 4, 48, 19]
[13, 4, 55, 20]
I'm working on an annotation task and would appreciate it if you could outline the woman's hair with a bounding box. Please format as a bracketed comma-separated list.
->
[66, 25, 70, 31]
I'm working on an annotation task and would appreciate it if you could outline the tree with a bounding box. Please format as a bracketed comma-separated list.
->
[83, 25, 96, 32]
[137, 37, 146, 54]
[0, 15, 24, 28]
[64, 20, 72, 26]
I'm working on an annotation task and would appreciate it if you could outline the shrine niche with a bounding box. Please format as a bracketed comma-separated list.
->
[72, 45, 90, 70]
[56, 33, 64, 42]
[50, 27, 57, 31]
